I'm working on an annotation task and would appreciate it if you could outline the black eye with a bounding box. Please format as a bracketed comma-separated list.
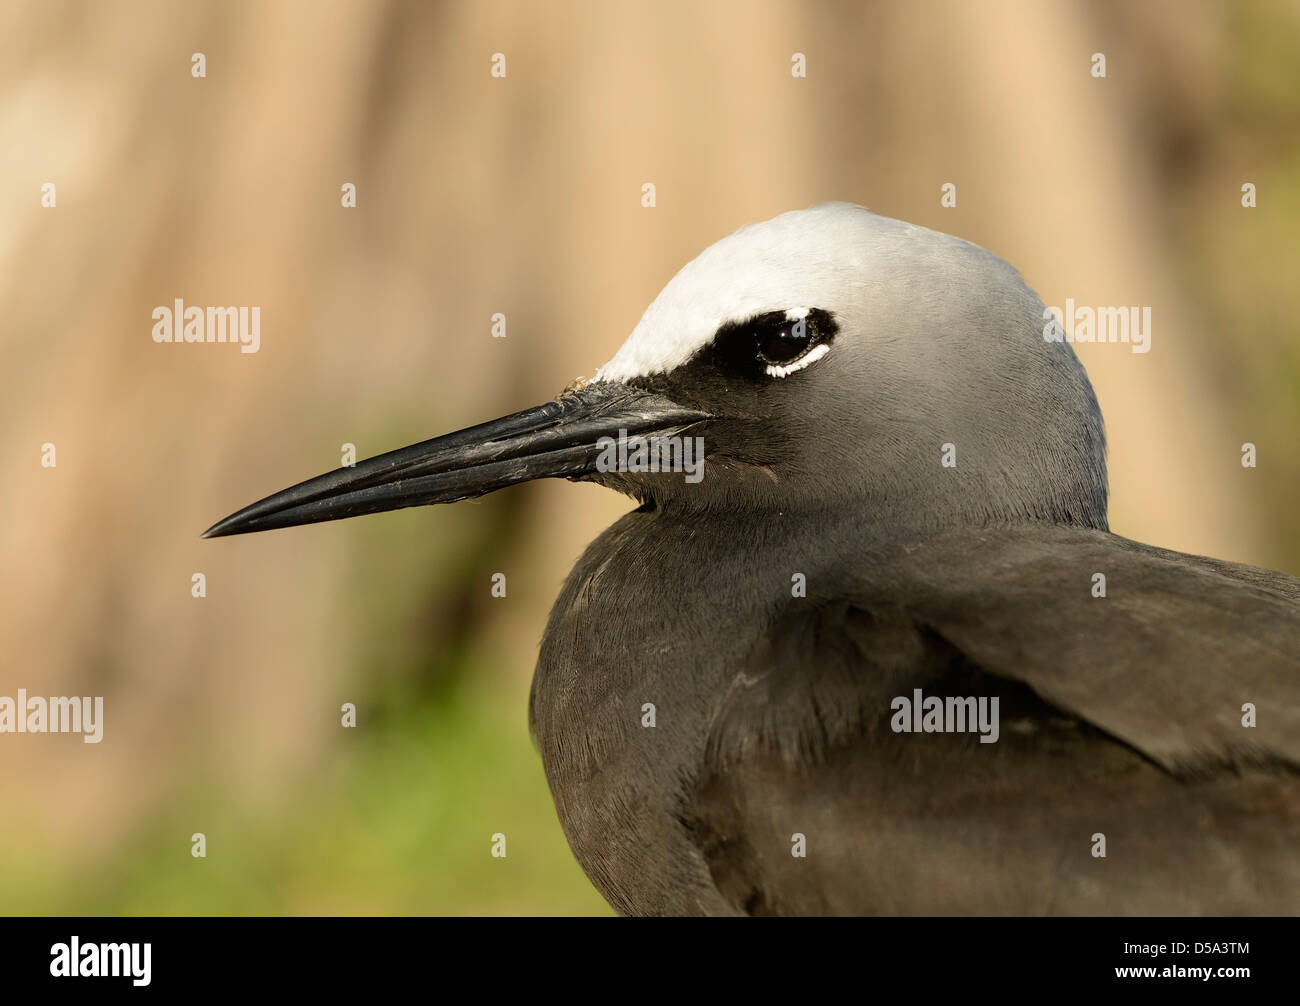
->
[705, 308, 838, 379]
[757, 318, 813, 365]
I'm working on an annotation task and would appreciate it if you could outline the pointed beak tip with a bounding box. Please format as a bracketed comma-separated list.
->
[202, 512, 253, 539]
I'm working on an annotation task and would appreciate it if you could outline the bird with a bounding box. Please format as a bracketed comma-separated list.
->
[205, 202, 1300, 916]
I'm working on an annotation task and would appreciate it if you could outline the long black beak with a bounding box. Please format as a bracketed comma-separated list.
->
[202, 382, 709, 538]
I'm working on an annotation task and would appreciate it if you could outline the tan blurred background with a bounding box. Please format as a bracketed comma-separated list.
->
[1, 0, 1296, 914]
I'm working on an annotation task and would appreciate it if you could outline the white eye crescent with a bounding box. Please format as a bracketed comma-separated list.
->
[764, 341, 830, 378]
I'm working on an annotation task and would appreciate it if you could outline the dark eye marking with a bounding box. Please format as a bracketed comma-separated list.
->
[704, 308, 838, 379]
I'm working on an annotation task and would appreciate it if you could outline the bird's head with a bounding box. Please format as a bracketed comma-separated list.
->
[204, 203, 1107, 539]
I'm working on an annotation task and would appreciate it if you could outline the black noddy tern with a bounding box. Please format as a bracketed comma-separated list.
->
[206, 204, 1299, 916]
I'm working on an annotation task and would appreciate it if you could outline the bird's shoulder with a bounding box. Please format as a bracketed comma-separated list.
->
[683, 525, 1300, 914]
[860, 525, 1300, 771]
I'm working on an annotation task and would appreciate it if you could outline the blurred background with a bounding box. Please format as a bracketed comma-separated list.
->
[1, 0, 1296, 915]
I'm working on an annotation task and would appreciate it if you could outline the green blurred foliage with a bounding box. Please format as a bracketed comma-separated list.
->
[3, 675, 609, 915]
